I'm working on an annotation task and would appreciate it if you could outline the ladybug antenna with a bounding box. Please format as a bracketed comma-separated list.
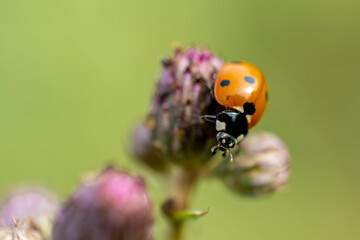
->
[228, 151, 233, 163]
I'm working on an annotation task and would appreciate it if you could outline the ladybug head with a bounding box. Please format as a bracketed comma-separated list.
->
[216, 132, 237, 149]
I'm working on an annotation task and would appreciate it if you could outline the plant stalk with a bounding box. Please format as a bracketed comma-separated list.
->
[168, 167, 198, 240]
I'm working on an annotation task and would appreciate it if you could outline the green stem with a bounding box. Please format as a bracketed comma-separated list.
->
[168, 167, 198, 240]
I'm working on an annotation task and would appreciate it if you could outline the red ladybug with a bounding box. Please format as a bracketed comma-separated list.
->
[202, 61, 268, 161]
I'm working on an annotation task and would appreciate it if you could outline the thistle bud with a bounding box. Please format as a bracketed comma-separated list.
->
[216, 133, 290, 197]
[0, 187, 58, 238]
[0, 219, 44, 240]
[131, 123, 168, 172]
[132, 47, 224, 168]
[52, 166, 153, 240]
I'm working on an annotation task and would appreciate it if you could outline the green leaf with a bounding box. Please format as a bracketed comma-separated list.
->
[173, 208, 209, 224]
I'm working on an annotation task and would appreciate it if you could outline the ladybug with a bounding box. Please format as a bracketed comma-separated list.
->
[202, 61, 268, 161]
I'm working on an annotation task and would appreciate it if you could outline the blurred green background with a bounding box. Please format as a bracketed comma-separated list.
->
[1, 0, 359, 239]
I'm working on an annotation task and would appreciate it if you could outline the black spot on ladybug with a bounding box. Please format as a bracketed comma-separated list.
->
[226, 95, 230, 100]
[243, 102, 256, 115]
[244, 76, 255, 84]
[231, 61, 242, 64]
[266, 91, 269, 101]
[220, 80, 230, 87]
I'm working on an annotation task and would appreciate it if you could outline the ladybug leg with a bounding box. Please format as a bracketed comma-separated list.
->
[201, 115, 216, 123]
[228, 151, 233, 163]
[199, 77, 216, 99]
[222, 149, 233, 162]
[211, 145, 221, 155]
[209, 89, 215, 99]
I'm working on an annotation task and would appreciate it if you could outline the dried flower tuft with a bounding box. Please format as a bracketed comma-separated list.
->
[132, 47, 224, 169]
[0, 187, 58, 238]
[0, 219, 44, 240]
[52, 166, 153, 240]
[215, 132, 290, 196]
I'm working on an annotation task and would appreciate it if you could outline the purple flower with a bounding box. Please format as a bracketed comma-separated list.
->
[52, 166, 153, 240]
[0, 187, 58, 237]
[0, 219, 44, 240]
[216, 133, 290, 196]
[132, 47, 224, 169]
[131, 123, 168, 172]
